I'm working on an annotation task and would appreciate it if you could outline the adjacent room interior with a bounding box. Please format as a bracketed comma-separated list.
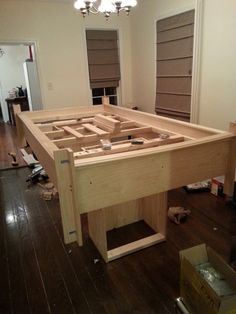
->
[0, 0, 236, 313]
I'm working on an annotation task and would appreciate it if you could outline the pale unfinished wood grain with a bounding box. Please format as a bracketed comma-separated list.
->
[54, 149, 82, 245]
[75, 138, 231, 213]
[17, 103, 236, 262]
[107, 233, 165, 262]
[88, 209, 108, 262]
[62, 126, 84, 139]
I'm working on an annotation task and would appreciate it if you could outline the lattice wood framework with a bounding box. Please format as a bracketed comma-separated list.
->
[15, 98, 236, 262]
[37, 110, 186, 161]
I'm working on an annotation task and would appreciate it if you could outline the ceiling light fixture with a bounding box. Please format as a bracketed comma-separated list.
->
[74, 0, 137, 19]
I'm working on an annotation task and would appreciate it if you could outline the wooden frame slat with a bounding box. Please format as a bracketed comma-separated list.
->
[62, 126, 84, 139]
[82, 123, 109, 135]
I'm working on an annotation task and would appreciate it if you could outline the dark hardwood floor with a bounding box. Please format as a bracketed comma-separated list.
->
[0, 124, 236, 313]
[1, 168, 235, 314]
[0, 122, 26, 169]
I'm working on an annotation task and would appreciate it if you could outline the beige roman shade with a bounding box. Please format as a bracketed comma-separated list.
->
[86, 30, 120, 88]
[155, 10, 195, 121]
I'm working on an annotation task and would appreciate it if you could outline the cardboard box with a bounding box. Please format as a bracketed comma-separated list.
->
[211, 176, 225, 197]
[180, 244, 236, 314]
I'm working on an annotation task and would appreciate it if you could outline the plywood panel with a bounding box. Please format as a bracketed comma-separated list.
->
[105, 199, 142, 231]
[88, 209, 108, 262]
[142, 193, 167, 235]
[76, 139, 230, 212]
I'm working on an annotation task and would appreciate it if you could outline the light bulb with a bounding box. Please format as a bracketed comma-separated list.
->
[98, 0, 116, 13]
[74, 0, 86, 10]
[122, 0, 137, 7]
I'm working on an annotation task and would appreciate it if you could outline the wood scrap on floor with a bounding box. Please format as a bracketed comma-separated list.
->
[20, 148, 39, 166]
[38, 182, 58, 201]
[168, 207, 191, 225]
[8, 152, 18, 166]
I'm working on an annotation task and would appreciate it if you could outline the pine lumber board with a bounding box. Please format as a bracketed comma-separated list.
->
[74, 135, 184, 159]
[94, 114, 121, 132]
[82, 123, 109, 136]
[103, 104, 224, 138]
[24, 105, 103, 123]
[107, 233, 165, 262]
[62, 126, 84, 139]
[75, 138, 231, 212]
[54, 149, 82, 245]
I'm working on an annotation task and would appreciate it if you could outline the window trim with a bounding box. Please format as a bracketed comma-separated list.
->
[91, 86, 118, 106]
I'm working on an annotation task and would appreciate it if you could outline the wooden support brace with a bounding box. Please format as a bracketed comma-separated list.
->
[13, 104, 27, 147]
[62, 126, 84, 139]
[94, 114, 121, 133]
[121, 121, 137, 129]
[52, 134, 99, 148]
[54, 149, 82, 245]
[74, 135, 184, 160]
[52, 119, 78, 126]
[102, 96, 110, 105]
[44, 130, 65, 139]
[88, 192, 167, 262]
[82, 123, 109, 136]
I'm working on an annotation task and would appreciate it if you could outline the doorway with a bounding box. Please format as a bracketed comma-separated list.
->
[0, 42, 42, 123]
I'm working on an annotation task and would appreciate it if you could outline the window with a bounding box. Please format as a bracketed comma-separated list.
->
[86, 29, 120, 105]
[92, 87, 117, 105]
[155, 10, 195, 121]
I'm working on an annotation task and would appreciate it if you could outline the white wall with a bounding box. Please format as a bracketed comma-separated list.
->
[130, 0, 236, 130]
[0, 45, 28, 121]
[198, 0, 236, 130]
[0, 0, 132, 110]
[1, 0, 235, 131]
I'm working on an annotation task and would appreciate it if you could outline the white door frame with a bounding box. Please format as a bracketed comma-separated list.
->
[190, 0, 203, 123]
[0, 82, 6, 121]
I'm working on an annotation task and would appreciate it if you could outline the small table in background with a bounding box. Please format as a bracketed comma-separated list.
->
[5, 96, 29, 125]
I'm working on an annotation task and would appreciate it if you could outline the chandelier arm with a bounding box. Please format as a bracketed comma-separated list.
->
[74, 0, 137, 18]
[89, 7, 99, 14]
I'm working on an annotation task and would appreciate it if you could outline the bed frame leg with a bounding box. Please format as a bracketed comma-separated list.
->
[87, 192, 167, 262]
[102, 96, 110, 105]
[13, 104, 27, 147]
[54, 149, 83, 246]
[224, 122, 236, 198]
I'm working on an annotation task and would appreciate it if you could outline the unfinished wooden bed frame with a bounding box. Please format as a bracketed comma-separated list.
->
[15, 98, 236, 262]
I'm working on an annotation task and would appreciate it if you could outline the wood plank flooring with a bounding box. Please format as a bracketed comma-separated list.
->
[0, 122, 26, 169]
[0, 122, 236, 313]
[0, 167, 236, 314]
